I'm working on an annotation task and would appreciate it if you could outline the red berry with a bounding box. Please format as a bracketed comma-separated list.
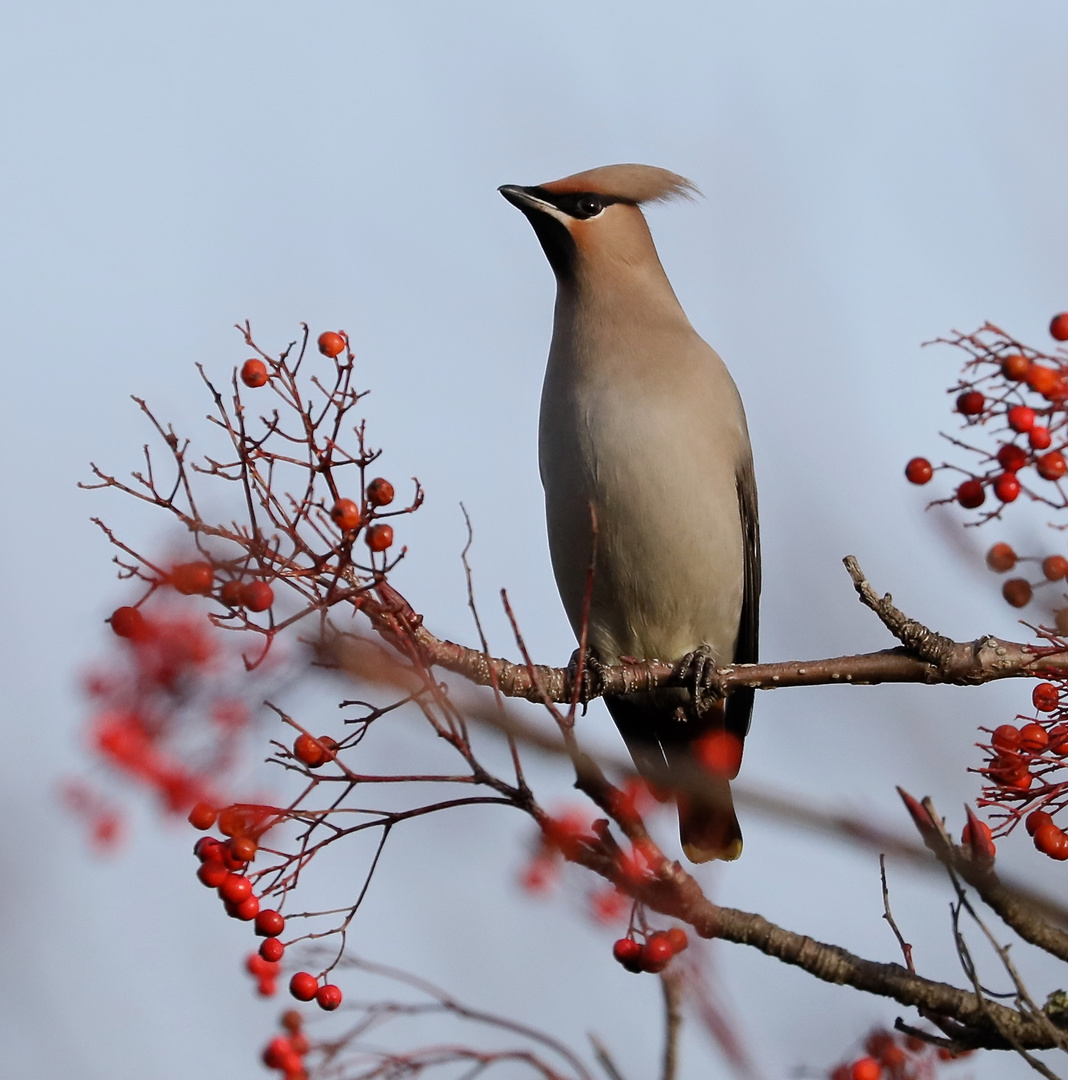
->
[289, 1031, 309, 1054]
[366, 477, 395, 507]
[1035, 822, 1068, 859]
[1008, 405, 1037, 433]
[188, 802, 216, 830]
[992, 754, 1033, 789]
[1027, 365, 1058, 394]
[997, 443, 1029, 472]
[281, 1010, 303, 1034]
[1033, 683, 1060, 713]
[171, 561, 214, 596]
[330, 498, 361, 531]
[640, 932, 674, 973]
[665, 927, 689, 953]
[986, 542, 1017, 572]
[1002, 578, 1032, 608]
[956, 390, 985, 416]
[194, 836, 223, 862]
[1038, 451, 1067, 481]
[110, 606, 146, 640]
[240, 580, 274, 612]
[1027, 809, 1054, 835]
[240, 359, 269, 388]
[1044, 556, 1068, 581]
[612, 937, 642, 972]
[1002, 353, 1031, 380]
[219, 579, 245, 607]
[992, 724, 1021, 752]
[255, 909, 285, 937]
[262, 1036, 291, 1069]
[316, 984, 343, 1011]
[851, 1058, 882, 1080]
[956, 479, 985, 509]
[230, 894, 259, 921]
[197, 861, 228, 888]
[246, 952, 270, 976]
[1020, 722, 1050, 753]
[317, 331, 346, 358]
[1031, 425, 1053, 450]
[294, 732, 326, 767]
[1051, 314, 1068, 341]
[230, 835, 258, 862]
[259, 937, 285, 963]
[365, 523, 394, 552]
[904, 457, 933, 485]
[993, 473, 1020, 502]
[219, 873, 252, 904]
[1050, 724, 1068, 755]
[289, 972, 319, 1001]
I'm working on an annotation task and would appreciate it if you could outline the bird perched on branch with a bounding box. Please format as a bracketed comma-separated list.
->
[500, 164, 760, 862]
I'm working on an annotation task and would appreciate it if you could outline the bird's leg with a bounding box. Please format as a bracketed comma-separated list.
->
[679, 644, 725, 717]
[566, 647, 608, 712]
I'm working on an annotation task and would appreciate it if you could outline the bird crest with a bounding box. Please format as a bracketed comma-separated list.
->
[540, 164, 700, 206]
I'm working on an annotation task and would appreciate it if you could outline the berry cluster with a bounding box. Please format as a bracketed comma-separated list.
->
[983, 541, 1068, 619]
[261, 1009, 311, 1079]
[829, 1027, 972, 1080]
[904, 314, 1068, 519]
[612, 927, 688, 974]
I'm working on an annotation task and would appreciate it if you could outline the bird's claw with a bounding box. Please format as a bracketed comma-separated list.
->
[680, 644, 724, 717]
[567, 647, 607, 711]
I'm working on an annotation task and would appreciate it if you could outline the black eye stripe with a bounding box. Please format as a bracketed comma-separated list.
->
[524, 187, 624, 220]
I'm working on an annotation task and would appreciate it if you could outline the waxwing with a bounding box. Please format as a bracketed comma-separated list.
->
[500, 164, 760, 862]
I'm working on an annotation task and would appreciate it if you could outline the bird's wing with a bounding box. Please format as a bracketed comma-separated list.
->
[726, 456, 760, 740]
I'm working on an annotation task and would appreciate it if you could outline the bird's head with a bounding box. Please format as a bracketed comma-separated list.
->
[499, 164, 699, 286]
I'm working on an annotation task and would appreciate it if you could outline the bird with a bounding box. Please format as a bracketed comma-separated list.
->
[499, 164, 760, 863]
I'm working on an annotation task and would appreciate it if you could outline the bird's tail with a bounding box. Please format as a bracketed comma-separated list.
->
[678, 778, 742, 863]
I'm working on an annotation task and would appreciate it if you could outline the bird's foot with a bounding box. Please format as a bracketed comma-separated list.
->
[566, 647, 607, 711]
[679, 644, 724, 717]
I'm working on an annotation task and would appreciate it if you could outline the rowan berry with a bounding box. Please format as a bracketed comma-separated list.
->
[1002, 353, 1031, 380]
[850, 1058, 882, 1080]
[1044, 556, 1068, 581]
[904, 457, 933, 484]
[289, 972, 319, 1001]
[640, 932, 674, 973]
[991, 754, 1032, 789]
[1035, 822, 1068, 859]
[1026, 810, 1054, 835]
[229, 894, 259, 921]
[317, 331, 346, 357]
[1051, 313, 1068, 341]
[1031, 426, 1053, 450]
[996, 443, 1028, 472]
[255, 909, 285, 937]
[986, 542, 1017, 572]
[281, 1010, 303, 1033]
[230, 835, 257, 862]
[241, 581, 274, 612]
[288, 1031, 309, 1054]
[666, 927, 689, 954]
[1002, 578, 1032, 607]
[1020, 722, 1050, 751]
[246, 953, 270, 976]
[1033, 683, 1060, 713]
[956, 479, 985, 509]
[863, 1032, 893, 1060]
[110, 606, 147, 640]
[262, 1036, 291, 1069]
[695, 729, 743, 778]
[1008, 405, 1036, 433]
[993, 473, 1020, 502]
[194, 836, 223, 861]
[366, 477, 395, 507]
[219, 873, 252, 904]
[330, 498, 361, 531]
[956, 391, 984, 416]
[240, 359, 269, 388]
[197, 861, 228, 888]
[316, 984, 343, 1010]
[1037, 451, 1067, 481]
[220, 579, 245, 607]
[187, 802, 216, 830]
[1050, 724, 1068, 754]
[294, 733, 326, 767]
[171, 561, 214, 596]
[1028, 365, 1060, 395]
[257, 979, 278, 998]
[365, 523, 394, 552]
[992, 724, 1021, 751]
[259, 937, 285, 963]
[612, 937, 642, 972]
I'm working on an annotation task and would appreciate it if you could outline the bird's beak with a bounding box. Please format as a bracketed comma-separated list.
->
[498, 185, 555, 215]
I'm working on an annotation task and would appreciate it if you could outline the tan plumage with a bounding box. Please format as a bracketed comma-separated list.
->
[500, 164, 760, 862]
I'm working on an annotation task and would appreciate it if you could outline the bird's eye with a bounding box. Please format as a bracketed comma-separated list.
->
[576, 195, 603, 218]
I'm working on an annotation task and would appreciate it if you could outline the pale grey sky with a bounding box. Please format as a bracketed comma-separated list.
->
[2, 2, 1067, 1077]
